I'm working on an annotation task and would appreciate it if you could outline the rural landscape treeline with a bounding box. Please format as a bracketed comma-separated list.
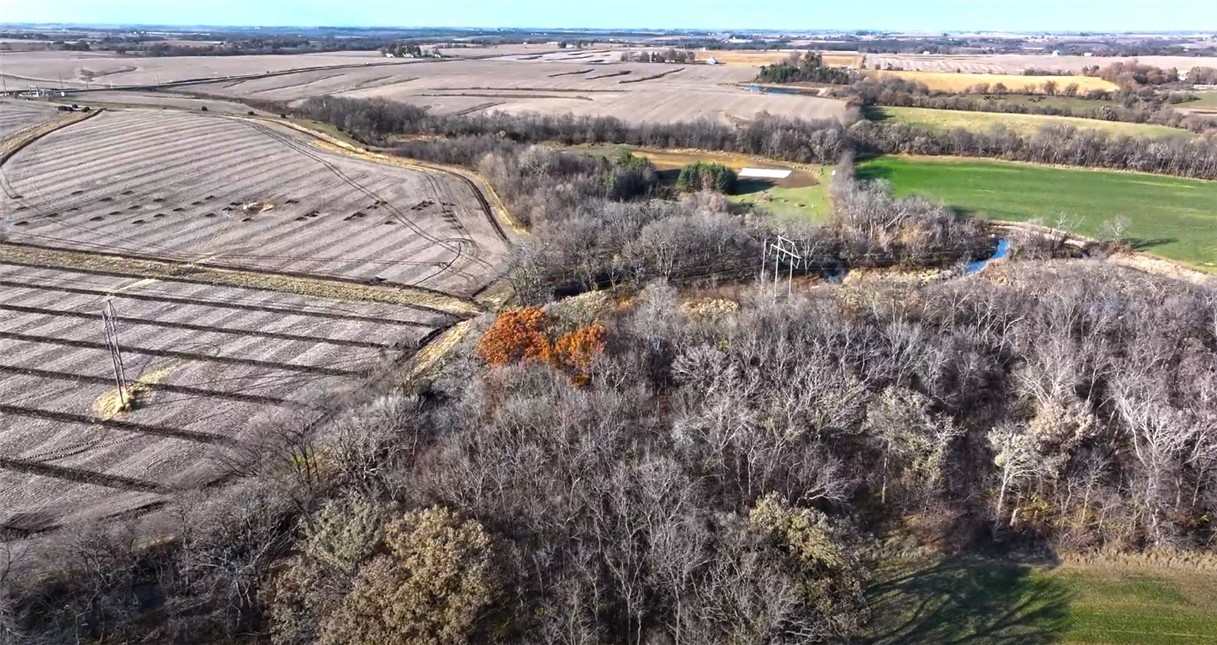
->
[3, 21, 1217, 645]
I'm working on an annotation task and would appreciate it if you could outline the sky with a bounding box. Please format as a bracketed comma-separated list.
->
[1, 0, 1215, 33]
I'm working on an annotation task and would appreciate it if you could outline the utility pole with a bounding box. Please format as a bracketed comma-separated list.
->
[767, 235, 804, 299]
[759, 238, 768, 283]
[102, 301, 130, 409]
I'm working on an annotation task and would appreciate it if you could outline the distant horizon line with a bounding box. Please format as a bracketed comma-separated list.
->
[2, 22, 1215, 36]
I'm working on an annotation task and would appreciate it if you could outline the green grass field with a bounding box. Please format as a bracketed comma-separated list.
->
[990, 94, 1124, 111]
[290, 117, 363, 147]
[729, 166, 832, 222]
[856, 156, 1217, 269]
[579, 144, 832, 222]
[866, 557, 1217, 645]
[1184, 91, 1217, 109]
[866, 106, 1194, 140]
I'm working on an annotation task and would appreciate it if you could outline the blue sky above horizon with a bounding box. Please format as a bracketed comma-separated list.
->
[1, 0, 1215, 32]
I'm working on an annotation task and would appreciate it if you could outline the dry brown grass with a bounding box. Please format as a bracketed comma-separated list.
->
[695, 50, 863, 67]
[92, 365, 177, 419]
[396, 320, 475, 388]
[868, 70, 1119, 93]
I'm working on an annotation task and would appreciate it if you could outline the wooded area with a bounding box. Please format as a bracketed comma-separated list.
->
[297, 95, 1217, 180]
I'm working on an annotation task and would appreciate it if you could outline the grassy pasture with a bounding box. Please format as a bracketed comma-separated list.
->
[856, 156, 1217, 269]
[1181, 90, 1217, 114]
[994, 94, 1125, 110]
[865, 106, 1194, 140]
[866, 556, 1217, 645]
[1188, 91, 1217, 107]
[594, 146, 832, 221]
[869, 70, 1120, 94]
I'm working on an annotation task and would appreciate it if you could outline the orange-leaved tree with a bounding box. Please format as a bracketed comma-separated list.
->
[476, 308, 555, 366]
[477, 309, 606, 380]
[554, 323, 607, 373]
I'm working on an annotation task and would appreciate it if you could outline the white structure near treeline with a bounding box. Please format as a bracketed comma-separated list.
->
[740, 168, 793, 180]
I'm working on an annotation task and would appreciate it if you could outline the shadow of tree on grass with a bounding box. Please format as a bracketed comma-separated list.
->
[865, 557, 1071, 645]
[1123, 237, 1177, 251]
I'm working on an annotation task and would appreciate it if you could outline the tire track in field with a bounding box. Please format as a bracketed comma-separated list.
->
[234, 116, 511, 293]
[237, 119, 489, 270]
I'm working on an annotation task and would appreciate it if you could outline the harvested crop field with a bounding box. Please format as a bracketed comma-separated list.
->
[0, 106, 512, 533]
[864, 53, 1217, 75]
[695, 50, 864, 67]
[3, 109, 510, 296]
[0, 99, 61, 139]
[869, 70, 1119, 93]
[0, 262, 450, 532]
[0, 50, 409, 89]
[4, 52, 851, 125]
[865, 106, 1195, 140]
[163, 58, 849, 124]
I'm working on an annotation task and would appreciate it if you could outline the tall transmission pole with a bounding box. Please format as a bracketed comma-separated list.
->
[102, 301, 130, 409]
[767, 235, 804, 299]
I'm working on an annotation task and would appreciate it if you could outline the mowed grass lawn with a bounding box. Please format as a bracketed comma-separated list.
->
[866, 557, 1217, 645]
[1188, 91, 1217, 108]
[857, 156, 1217, 269]
[867, 105, 1194, 140]
[582, 145, 832, 222]
[730, 166, 832, 222]
[1182, 91, 1217, 114]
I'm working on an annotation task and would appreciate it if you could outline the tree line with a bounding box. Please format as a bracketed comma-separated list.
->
[297, 95, 1217, 181]
[836, 76, 1217, 135]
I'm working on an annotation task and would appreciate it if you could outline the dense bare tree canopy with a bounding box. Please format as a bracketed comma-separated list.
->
[7, 253, 1217, 642]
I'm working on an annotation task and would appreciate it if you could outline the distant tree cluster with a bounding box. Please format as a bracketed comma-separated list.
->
[1189, 66, 1217, 85]
[756, 51, 854, 85]
[499, 153, 986, 303]
[380, 42, 424, 58]
[1082, 61, 1181, 87]
[623, 48, 695, 64]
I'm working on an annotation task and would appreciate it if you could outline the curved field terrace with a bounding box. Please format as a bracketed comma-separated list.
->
[4, 109, 510, 296]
